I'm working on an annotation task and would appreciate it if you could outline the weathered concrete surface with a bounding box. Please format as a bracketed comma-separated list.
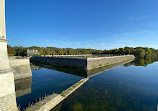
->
[87, 59, 134, 77]
[0, 72, 17, 111]
[0, 40, 12, 71]
[25, 78, 89, 111]
[87, 55, 135, 70]
[31, 55, 135, 70]
[9, 58, 32, 80]
[15, 77, 32, 98]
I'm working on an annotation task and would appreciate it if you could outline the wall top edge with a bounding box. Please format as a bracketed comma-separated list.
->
[87, 55, 135, 60]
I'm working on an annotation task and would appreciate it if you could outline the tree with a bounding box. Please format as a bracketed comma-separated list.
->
[144, 47, 152, 58]
[13, 46, 27, 56]
[118, 48, 125, 55]
[136, 49, 145, 58]
[124, 47, 131, 54]
[7, 45, 14, 56]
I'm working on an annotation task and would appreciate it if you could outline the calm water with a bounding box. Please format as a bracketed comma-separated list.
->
[16, 65, 84, 109]
[16, 58, 158, 111]
[52, 58, 158, 111]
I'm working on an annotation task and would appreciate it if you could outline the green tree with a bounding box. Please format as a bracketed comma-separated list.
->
[13, 46, 27, 56]
[136, 49, 145, 58]
[7, 45, 14, 56]
[144, 47, 152, 58]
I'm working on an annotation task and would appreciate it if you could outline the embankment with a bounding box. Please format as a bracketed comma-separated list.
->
[31, 55, 135, 70]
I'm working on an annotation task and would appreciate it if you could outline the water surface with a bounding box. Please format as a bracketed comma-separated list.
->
[52, 58, 158, 111]
[16, 58, 158, 111]
[16, 65, 84, 109]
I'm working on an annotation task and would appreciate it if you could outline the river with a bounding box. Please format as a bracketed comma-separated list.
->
[16, 58, 158, 111]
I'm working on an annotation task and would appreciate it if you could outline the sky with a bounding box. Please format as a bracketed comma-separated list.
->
[5, 0, 158, 50]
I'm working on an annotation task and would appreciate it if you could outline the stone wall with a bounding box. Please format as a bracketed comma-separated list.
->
[87, 58, 134, 77]
[0, 72, 17, 111]
[31, 55, 135, 70]
[87, 55, 135, 70]
[32, 57, 133, 78]
[31, 57, 87, 69]
[9, 58, 32, 80]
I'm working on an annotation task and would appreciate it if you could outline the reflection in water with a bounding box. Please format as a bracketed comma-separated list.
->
[124, 57, 158, 67]
[16, 59, 133, 110]
[31, 60, 133, 78]
[52, 58, 158, 111]
[17, 58, 158, 111]
[15, 77, 32, 98]
[31, 64, 42, 70]
[16, 64, 83, 110]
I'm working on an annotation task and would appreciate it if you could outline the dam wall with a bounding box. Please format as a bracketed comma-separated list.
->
[9, 57, 32, 80]
[31, 55, 135, 70]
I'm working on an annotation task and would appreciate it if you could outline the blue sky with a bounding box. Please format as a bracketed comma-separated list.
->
[6, 0, 158, 50]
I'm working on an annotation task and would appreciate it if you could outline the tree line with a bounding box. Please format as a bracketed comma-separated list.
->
[7, 45, 158, 58]
[103, 47, 158, 59]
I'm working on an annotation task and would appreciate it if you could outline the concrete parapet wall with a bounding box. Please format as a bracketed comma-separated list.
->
[9, 58, 32, 80]
[31, 55, 135, 70]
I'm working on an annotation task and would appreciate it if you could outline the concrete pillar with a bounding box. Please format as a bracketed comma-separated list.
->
[0, 0, 18, 110]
